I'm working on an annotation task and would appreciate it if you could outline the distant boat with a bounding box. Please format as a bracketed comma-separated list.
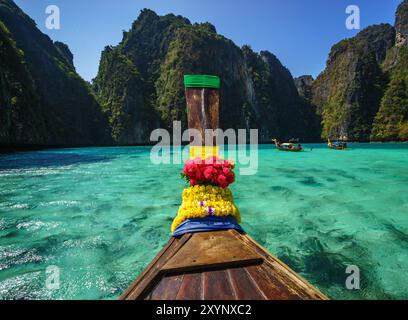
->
[328, 139, 348, 150]
[272, 139, 303, 152]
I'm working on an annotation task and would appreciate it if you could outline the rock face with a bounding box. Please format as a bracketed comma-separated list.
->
[371, 0, 408, 141]
[54, 41, 74, 67]
[0, 0, 110, 146]
[371, 46, 408, 141]
[243, 48, 320, 141]
[312, 24, 395, 140]
[311, 0, 408, 141]
[93, 9, 321, 143]
[294, 75, 314, 100]
[0, 21, 46, 144]
[396, 0, 408, 47]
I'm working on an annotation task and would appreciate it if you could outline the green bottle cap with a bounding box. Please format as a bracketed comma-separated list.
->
[184, 75, 220, 89]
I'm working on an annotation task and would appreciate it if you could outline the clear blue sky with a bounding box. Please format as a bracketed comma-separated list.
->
[14, 0, 401, 82]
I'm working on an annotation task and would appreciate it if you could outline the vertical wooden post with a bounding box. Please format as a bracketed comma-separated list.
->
[184, 75, 220, 159]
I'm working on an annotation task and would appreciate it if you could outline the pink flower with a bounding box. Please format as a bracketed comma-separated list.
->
[203, 167, 214, 180]
[182, 156, 236, 188]
[227, 173, 235, 184]
[217, 174, 227, 185]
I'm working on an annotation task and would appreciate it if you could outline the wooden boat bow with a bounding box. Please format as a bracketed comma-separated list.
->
[120, 229, 329, 300]
[120, 76, 329, 300]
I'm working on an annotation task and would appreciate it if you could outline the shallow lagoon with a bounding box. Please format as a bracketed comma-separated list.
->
[0, 144, 408, 299]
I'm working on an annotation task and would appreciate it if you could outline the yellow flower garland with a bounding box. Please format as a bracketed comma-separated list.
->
[171, 185, 241, 233]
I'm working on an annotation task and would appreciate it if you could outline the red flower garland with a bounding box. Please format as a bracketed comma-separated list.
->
[183, 156, 235, 189]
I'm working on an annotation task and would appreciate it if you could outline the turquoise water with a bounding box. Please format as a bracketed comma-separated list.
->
[0, 144, 408, 300]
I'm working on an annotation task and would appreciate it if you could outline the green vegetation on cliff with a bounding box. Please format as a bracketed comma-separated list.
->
[371, 47, 408, 140]
[395, 0, 408, 46]
[310, 0, 408, 142]
[154, 22, 251, 132]
[93, 10, 251, 143]
[312, 24, 395, 141]
[0, 0, 110, 146]
[93, 47, 153, 143]
[0, 21, 46, 144]
[243, 46, 320, 141]
[94, 9, 321, 143]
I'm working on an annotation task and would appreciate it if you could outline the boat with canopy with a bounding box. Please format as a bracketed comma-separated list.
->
[328, 138, 348, 150]
[272, 139, 303, 152]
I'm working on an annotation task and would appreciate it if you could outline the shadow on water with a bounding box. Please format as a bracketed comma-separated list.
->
[0, 152, 115, 170]
[276, 236, 394, 299]
[297, 176, 324, 187]
[384, 222, 408, 245]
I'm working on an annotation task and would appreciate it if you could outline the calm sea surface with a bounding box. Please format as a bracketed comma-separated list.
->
[0, 144, 408, 299]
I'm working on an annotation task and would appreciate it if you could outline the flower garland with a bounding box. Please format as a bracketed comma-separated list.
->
[171, 185, 241, 233]
[183, 156, 235, 189]
[171, 156, 241, 233]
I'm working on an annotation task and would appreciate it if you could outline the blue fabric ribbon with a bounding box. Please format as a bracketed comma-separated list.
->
[172, 216, 244, 237]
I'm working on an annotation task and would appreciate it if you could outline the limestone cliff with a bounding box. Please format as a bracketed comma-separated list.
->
[371, 0, 408, 140]
[93, 9, 321, 143]
[312, 24, 395, 140]
[294, 75, 314, 100]
[0, 0, 110, 146]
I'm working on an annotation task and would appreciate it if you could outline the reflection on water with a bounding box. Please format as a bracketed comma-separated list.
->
[0, 144, 408, 299]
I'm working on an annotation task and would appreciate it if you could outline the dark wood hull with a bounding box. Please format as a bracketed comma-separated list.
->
[120, 229, 329, 300]
[328, 145, 347, 150]
[276, 147, 303, 152]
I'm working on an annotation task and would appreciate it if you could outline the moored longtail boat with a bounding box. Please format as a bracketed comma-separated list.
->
[272, 139, 303, 152]
[328, 139, 348, 150]
[120, 75, 328, 300]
